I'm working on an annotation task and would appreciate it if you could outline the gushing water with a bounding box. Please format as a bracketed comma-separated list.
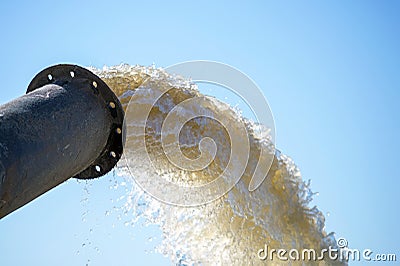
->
[90, 64, 345, 265]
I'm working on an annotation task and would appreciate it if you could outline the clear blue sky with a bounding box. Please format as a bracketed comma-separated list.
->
[0, 1, 399, 265]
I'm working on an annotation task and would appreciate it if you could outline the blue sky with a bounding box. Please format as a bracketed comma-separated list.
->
[0, 1, 399, 265]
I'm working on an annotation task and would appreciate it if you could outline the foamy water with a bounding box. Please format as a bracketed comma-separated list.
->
[90, 64, 345, 265]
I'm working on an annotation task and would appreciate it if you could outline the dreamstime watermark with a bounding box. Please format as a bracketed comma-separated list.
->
[257, 237, 397, 262]
[123, 61, 276, 206]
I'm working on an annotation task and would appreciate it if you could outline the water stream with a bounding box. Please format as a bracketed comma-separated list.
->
[91, 64, 345, 265]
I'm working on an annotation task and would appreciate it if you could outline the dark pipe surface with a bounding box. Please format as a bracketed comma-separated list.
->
[0, 65, 123, 219]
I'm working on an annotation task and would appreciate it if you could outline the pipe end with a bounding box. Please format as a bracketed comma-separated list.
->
[27, 64, 124, 179]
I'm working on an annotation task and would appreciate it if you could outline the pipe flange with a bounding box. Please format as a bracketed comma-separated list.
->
[27, 64, 124, 180]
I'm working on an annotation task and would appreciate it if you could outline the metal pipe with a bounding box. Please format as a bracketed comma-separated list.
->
[0, 65, 124, 219]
